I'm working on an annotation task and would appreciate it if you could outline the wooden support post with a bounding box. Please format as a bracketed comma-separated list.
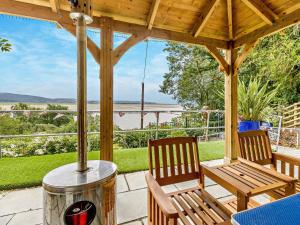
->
[224, 42, 238, 163]
[100, 17, 114, 161]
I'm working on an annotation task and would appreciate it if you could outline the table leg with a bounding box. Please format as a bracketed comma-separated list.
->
[285, 183, 296, 196]
[237, 192, 249, 212]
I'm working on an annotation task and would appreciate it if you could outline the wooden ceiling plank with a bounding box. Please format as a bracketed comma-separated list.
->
[0, 0, 229, 49]
[234, 8, 300, 48]
[147, 0, 161, 30]
[193, 0, 221, 37]
[227, 0, 233, 40]
[49, 0, 59, 13]
[241, 0, 278, 25]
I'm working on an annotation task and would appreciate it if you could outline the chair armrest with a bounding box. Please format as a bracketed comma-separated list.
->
[272, 152, 300, 166]
[145, 173, 178, 218]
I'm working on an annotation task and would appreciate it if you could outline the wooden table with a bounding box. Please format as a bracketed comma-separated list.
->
[201, 157, 297, 212]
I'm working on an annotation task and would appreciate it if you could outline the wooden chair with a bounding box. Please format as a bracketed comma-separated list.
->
[237, 130, 300, 193]
[146, 137, 232, 225]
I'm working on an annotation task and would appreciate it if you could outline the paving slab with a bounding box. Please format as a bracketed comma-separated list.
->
[205, 185, 232, 199]
[0, 215, 14, 225]
[174, 180, 198, 190]
[125, 171, 147, 191]
[0, 188, 42, 216]
[117, 174, 129, 193]
[117, 188, 147, 224]
[161, 184, 178, 193]
[8, 209, 42, 225]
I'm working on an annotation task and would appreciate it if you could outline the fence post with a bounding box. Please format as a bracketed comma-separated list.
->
[155, 112, 159, 139]
[205, 111, 211, 142]
[276, 116, 282, 151]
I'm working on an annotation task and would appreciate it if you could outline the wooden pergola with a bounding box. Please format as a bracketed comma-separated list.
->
[1, 0, 300, 162]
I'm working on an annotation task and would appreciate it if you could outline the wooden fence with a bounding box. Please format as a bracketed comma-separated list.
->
[283, 102, 300, 128]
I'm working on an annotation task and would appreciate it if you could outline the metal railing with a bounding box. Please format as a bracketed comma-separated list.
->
[0, 109, 225, 158]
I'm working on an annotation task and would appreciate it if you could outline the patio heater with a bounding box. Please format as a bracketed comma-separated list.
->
[42, 1, 117, 225]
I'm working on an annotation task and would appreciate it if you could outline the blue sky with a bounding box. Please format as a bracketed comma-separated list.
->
[0, 15, 175, 103]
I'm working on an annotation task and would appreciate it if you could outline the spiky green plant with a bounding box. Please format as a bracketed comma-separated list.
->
[238, 79, 278, 121]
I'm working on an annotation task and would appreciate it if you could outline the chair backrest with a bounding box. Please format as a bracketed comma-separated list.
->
[237, 130, 273, 165]
[148, 136, 201, 186]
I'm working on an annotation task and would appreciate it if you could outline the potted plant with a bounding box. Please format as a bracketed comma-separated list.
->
[238, 79, 277, 132]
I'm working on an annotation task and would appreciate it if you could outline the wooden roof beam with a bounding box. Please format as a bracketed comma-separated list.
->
[193, 0, 221, 37]
[234, 8, 300, 48]
[49, 0, 59, 13]
[227, 0, 233, 40]
[147, 0, 161, 30]
[113, 33, 149, 65]
[241, 0, 278, 25]
[205, 45, 229, 75]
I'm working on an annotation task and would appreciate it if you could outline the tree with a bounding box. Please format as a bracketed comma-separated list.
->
[0, 38, 11, 52]
[239, 26, 300, 105]
[160, 42, 224, 109]
[162, 25, 300, 109]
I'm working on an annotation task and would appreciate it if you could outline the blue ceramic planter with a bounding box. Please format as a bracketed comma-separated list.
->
[238, 120, 260, 132]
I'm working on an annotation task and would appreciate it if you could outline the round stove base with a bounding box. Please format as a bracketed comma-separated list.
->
[43, 160, 117, 225]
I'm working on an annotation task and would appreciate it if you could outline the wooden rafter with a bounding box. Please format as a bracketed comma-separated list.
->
[234, 8, 300, 48]
[113, 33, 149, 65]
[193, 0, 221, 37]
[60, 23, 101, 65]
[147, 0, 161, 30]
[49, 0, 59, 13]
[227, 0, 234, 40]
[234, 40, 258, 73]
[205, 45, 229, 75]
[241, 0, 278, 25]
[0, 0, 229, 49]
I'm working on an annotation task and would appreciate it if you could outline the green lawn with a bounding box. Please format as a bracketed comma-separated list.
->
[0, 141, 224, 190]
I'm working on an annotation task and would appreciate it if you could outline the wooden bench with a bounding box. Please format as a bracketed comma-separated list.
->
[238, 130, 300, 195]
[146, 137, 232, 225]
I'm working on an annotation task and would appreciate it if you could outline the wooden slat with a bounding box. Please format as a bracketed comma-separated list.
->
[175, 143, 182, 176]
[182, 143, 189, 174]
[154, 145, 161, 179]
[181, 193, 215, 225]
[192, 190, 224, 223]
[161, 144, 168, 178]
[289, 163, 295, 177]
[281, 161, 286, 174]
[173, 195, 203, 225]
[235, 163, 278, 183]
[169, 144, 175, 176]
[188, 142, 195, 173]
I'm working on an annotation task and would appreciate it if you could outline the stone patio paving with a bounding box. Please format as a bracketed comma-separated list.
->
[0, 156, 289, 225]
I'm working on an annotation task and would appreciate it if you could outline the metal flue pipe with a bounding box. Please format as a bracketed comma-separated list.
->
[76, 15, 88, 172]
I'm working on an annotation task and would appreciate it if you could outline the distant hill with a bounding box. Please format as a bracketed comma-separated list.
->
[0, 93, 76, 103]
[0, 93, 170, 105]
